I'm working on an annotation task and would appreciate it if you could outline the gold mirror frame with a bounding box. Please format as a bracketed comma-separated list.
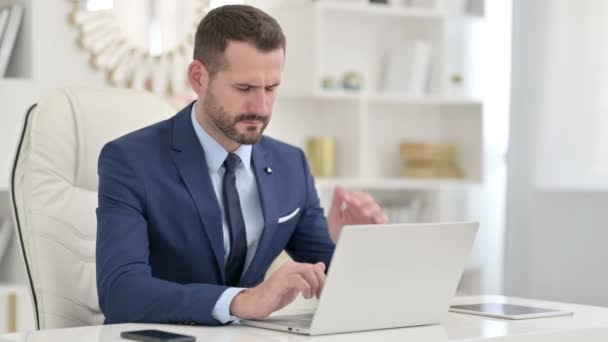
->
[69, 0, 210, 96]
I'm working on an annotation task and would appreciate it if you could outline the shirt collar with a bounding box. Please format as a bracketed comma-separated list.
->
[190, 102, 252, 173]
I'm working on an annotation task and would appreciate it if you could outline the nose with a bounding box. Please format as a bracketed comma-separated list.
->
[247, 90, 270, 115]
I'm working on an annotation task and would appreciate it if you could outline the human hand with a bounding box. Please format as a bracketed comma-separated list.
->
[327, 186, 389, 243]
[230, 261, 326, 319]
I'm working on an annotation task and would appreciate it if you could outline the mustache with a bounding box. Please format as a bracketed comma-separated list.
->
[236, 113, 269, 123]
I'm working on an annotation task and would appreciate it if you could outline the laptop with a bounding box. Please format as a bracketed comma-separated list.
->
[241, 222, 479, 335]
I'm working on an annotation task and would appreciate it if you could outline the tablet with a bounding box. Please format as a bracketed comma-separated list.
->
[449, 303, 573, 320]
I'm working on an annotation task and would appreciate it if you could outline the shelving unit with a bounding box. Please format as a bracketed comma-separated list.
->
[0, 0, 37, 192]
[267, 0, 483, 223]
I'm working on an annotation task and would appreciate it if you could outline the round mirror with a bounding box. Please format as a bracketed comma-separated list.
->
[70, 0, 211, 95]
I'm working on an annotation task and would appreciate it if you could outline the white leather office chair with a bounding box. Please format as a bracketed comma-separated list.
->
[9, 88, 175, 329]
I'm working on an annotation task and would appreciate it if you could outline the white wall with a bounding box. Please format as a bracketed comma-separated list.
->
[533, 1, 608, 190]
[505, 0, 608, 306]
[463, 0, 511, 295]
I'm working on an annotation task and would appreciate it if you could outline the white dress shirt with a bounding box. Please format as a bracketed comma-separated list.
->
[190, 103, 265, 323]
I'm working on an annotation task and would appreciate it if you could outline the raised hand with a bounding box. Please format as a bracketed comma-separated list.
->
[327, 186, 389, 243]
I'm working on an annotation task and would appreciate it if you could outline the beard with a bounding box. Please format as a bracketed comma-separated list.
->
[202, 90, 270, 145]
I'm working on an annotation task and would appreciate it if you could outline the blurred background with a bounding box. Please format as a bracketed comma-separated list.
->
[0, 0, 607, 333]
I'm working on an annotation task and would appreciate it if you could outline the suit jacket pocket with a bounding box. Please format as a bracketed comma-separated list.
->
[277, 207, 300, 224]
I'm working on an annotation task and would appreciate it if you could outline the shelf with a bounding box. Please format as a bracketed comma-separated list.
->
[280, 90, 482, 107]
[314, 178, 479, 191]
[366, 92, 482, 107]
[317, 1, 445, 20]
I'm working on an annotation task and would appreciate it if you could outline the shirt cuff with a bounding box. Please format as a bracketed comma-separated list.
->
[212, 287, 247, 324]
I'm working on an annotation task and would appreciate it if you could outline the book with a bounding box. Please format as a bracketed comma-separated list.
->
[382, 40, 413, 94]
[382, 39, 432, 95]
[0, 3, 24, 77]
[0, 9, 9, 44]
[408, 40, 431, 95]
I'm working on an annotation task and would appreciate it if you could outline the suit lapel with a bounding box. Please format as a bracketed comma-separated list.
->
[170, 104, 226, 282]
[241, 141, 280, 284]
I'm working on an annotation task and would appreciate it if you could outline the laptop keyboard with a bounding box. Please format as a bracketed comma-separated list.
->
[264, 313, 314, 328]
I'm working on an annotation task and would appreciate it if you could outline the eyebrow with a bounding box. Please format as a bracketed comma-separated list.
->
[234, 82, 281, 88]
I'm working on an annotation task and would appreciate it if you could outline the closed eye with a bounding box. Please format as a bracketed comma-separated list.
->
[234, 83, 280, 93]
[236, 86, 252, 92]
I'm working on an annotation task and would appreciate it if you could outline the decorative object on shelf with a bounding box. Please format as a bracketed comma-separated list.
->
[69, 0, 211, 95]
[306, 137, 336, 178]
[400, 141, 463, 179]
[450, 73, 463, 87]
[321, 74, 338, 90]
[446, 72, 464, 96]
[0, 287, 20, 334]
[8, 292, 17, 333]
[450, 73, 462, 87]
[381, 40, 431, 96]
[341, 70, 364, 91]
[0, 3, 24, 77]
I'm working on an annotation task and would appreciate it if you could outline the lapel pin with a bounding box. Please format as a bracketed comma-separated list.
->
[264, 167, 272, 174]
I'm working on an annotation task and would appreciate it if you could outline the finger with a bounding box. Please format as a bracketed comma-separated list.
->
[355, 192, 373, 203]
[372, 211, 389, 224]
[344, 194, 361, 209]
[349, 197, 386, 222]
[313, 263, 326, 298]
[277, 260, 299, 276]
[366, 204, 384, 219]
[330, 186, 349, 213]
[347, 205, 378, 224]
[290, 274, 313, 299]
[297, 267, 320, 299]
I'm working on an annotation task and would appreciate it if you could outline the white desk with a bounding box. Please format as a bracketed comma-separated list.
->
[2, 296, 608, 341]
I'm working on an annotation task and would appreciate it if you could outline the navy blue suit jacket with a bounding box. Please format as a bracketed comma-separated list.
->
[96, 103, 335, 325]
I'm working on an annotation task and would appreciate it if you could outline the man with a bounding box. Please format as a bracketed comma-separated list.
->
[96, 4, 388, 326]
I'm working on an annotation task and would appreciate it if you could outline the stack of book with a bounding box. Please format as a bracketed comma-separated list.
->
[0, 3, 24, 77]
[400, 141, 463, 179]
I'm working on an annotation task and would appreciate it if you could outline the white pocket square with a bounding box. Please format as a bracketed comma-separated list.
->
[278, 208, 300, 224]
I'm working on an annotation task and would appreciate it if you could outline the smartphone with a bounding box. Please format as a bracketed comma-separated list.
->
[121, 329, 196, 342]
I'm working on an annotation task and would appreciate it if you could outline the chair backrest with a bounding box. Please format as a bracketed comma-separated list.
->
[9, 88, 176, 329]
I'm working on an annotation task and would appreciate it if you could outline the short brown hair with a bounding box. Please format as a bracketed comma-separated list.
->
[193, 5, 286, 76]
